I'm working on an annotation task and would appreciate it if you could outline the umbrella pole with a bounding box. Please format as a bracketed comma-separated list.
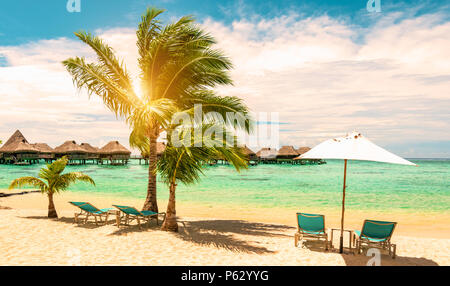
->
[339, 159, 347, 253]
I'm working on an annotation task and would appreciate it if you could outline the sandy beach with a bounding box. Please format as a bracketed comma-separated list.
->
[0, 190, 449, 266]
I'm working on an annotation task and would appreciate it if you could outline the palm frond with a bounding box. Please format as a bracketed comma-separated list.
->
[128, 98, 177, 132]
[74, 31, 135, 93]
[38, 156, 68, 183]
[159, 48, 233, 100]
[129, 127, 148, 151]
[56, 172, 95, 192]
[9, 177, 47, 193]
[158, 123, 247, 185]
[137, 7, 165, 60]
[139, 15, 196, 100]
[63, 57, 140, 117]
[182, 90, 253, 133]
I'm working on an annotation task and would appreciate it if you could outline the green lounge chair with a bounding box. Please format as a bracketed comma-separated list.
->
[353, 219, 397, 258]
[294, 212, 331, 250]
[113, 205, 166, 229]
[69, 201, 114, 225]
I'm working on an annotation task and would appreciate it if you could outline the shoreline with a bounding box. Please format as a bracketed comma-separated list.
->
[1, 189, 449, 239]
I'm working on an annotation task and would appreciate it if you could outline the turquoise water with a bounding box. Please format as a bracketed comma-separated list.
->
[0, 159, 449, 213]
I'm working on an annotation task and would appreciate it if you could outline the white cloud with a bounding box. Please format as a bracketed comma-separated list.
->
[208, 13, 450, 153]
[0, 11, 449, 157]
[0, 36, 131, 150]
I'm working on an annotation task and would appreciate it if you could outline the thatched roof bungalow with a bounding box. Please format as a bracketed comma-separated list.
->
[53, 140, 88, 160]
[241, 145, 257, 161]
[32, 143, 53, 153]
[0, 130, 39, 160]
[0, 130, 29, 153]
[99, 141, 131, 160]
[256, 147, 277, 160]
[276, 146, 299, 159]
[32, 143, 54, 159]
[80, 143, 100, 159]
[13, 141, 39, 160]
[296, 146, 311, 156]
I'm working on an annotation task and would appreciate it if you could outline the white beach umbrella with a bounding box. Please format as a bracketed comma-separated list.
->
[296, 132, 416, 253]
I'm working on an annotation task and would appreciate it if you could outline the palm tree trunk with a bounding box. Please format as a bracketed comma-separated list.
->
[161, 182, 178, 232]
[142, 131, 159, 212]
[48, 192, 58, 218]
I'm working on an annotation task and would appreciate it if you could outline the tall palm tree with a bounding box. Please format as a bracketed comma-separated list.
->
[63, 7, 250, 212]
[9, 156, 95, 218]
[157, 124, 248, 232]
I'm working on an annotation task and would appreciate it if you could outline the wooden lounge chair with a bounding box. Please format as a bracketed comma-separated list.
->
[294, 212, 331, 250]
[113, 205, 166, 229]
[353, 219, 397, 258]
[69, 201, 114, 225]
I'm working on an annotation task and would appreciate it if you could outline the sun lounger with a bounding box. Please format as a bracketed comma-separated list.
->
[69, 201, 114, 225]
[295, 212, 331, 250]
[113, 205, 166, 229]
[353, 219, 397, 258]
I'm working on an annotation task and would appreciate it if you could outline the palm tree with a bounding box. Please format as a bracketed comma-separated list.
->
[9, 156, 95, 218]
[157, 124, 248, 232]
[63, 7, 250, 212]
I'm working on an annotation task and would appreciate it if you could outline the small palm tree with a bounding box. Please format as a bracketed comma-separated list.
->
[9, 156, 95, 218]
[157, 124, 247, 232]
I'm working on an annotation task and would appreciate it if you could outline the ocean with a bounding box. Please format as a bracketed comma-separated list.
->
[0, 159, 449, 213]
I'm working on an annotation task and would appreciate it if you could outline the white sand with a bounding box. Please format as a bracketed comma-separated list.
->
[0, 191, 449, 266]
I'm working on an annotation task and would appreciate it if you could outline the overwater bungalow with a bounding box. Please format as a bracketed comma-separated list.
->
[296, 146, 311, 155]
[256, 147, 277, 163]
[211, 145, 258, 166]
[241, 145, 258, 165]
[138, 142, 166, 164]
[99, 141, 131, 165]
[276, 146, 299, 164]
[0, 130, 39, 164]
[293, 146, 326, 165]
[53, 140, 88, 164]
[11, 141, 39, 165]
[80, 143, 100, 163]
[32, 143, 55, 162]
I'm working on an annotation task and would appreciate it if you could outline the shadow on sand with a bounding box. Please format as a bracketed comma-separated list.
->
[110, 222, 161, 235]
[21, 215, 440, 265]
[0, 190, 40, 198]
[299, 240, 439, 266]
[174, 219, 294, 254]
[22, 215, 118, 230]
[105, 218, 294, 254]
[340, 249, 439, 266]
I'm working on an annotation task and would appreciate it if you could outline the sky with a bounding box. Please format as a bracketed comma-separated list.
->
[0, 0, 449, 157]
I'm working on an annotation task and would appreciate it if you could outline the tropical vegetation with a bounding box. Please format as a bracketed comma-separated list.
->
[63, 7, 250, 213]
[158, 124, 247, 231]
[9, 156, 95, 218]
